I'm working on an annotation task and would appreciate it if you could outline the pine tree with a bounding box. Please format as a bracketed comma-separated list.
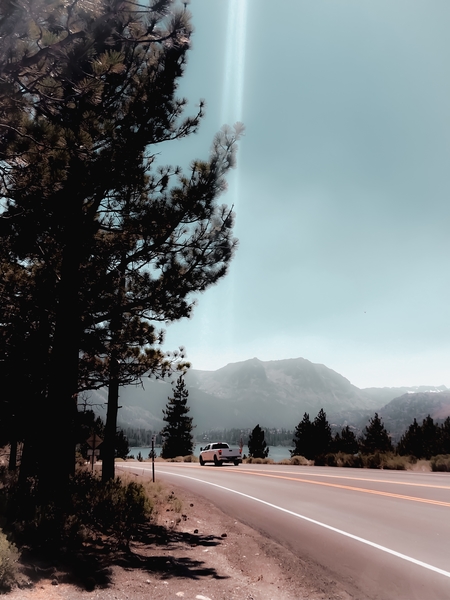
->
[248, 424, 269, 459]
[312, 408, 332, 458]
[338, 425, 359, 454]
[360, 413, 393, 454]
[421, 415, 441, 459]
[397, 418, 423, 457]
[291, 413, 315, 459]
[160, 376, 194, 459]
[0, 0, 242, 492]
[440, 417, 450, 454]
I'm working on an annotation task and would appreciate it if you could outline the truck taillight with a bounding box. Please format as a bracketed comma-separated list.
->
[239, 448, 242, 454]
[218, 449, 222, 455]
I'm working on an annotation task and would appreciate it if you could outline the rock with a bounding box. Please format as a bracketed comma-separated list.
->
[221, 533, 227, 538]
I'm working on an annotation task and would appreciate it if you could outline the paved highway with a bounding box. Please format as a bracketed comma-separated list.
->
[119, 462, 450, 599]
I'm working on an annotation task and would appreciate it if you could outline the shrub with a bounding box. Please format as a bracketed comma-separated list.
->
[289, 455, 310, 466]
[382, 454, 410, 470]
[182, 455, 199, 463]
[244, 457, 262, 464]
[336, 453, 364, 468]
[5, 471, 153, 552]
[430, 455, 450, 472]
[0, 530, 18, 591]
[313, 453, 337, 466]
[364, 452, 382, 469]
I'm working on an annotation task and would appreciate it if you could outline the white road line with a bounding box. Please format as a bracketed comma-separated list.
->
[152, 468, 450, 580]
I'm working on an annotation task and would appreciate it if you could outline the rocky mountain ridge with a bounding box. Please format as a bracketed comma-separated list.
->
[88, 357, 449, 433]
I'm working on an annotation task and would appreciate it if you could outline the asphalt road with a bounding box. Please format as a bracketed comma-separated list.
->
[119, 462, 450, 600]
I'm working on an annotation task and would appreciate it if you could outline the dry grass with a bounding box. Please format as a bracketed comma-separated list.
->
[0, 529, 18, 592]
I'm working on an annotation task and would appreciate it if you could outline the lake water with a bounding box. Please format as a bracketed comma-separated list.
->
[129, 444, 293, 462]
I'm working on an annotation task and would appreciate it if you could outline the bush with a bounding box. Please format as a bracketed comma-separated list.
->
[182, 455, 199, 463]
[364, 452, 382, 469]
[313, 453, 337, 466]
[0, 530, 18, 591]
[243, 457, 274, 465]
[289, 455, 310, 466]
[382, 454, 411, 470]
[336, 453, 364, 468]
[430, 455, 450, 472]
[5, 470, 153, 552]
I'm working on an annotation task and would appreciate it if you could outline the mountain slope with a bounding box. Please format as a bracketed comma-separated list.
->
[86, 357, 449, 433]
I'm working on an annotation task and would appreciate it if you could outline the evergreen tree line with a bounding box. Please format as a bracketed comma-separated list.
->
[120, 429, 163, 449]
[198, 428, 293, 447]
[291, 409, 450, 461]
[0, 0, 242, 496]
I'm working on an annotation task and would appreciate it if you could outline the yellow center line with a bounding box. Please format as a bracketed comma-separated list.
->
[236, 467, 450, 490]
[286, 471, 450, 490]
[217, 467, 450, 508]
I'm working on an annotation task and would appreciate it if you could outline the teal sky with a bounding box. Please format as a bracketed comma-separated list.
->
[163, 0, 450, 388]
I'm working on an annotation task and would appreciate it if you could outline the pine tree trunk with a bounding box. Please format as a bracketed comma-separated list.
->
[34, 195, 82, 501]
[102, 357, 120, 482]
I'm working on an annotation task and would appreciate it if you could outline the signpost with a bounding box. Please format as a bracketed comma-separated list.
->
[151, 435, 155, 482]
[86, 433, 103, 471]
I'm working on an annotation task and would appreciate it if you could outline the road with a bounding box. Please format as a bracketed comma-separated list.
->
[119, 462, 450, 599]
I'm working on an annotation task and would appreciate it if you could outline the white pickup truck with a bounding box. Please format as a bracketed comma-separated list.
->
[199, 442, 242, 466]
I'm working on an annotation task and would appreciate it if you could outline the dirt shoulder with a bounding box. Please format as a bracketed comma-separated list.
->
[6, 483, 353, 600]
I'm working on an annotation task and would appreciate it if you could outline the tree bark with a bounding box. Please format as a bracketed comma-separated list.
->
[102, 357, 119, 482]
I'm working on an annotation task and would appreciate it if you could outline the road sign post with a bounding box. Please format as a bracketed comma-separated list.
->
[152, 435, 155, 482]
[86, 433, 103, 471]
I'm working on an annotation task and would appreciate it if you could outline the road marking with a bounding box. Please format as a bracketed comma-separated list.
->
[220, 469, 450, 508]
[239, 467, 450, 490]
[157, 469, 450, 580]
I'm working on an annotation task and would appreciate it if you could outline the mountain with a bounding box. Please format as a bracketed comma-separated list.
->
[85, 357, 449, 434]
[360, 385, 448, 408]
[378, 391, 450, 442]
[186, 357, 376, 425]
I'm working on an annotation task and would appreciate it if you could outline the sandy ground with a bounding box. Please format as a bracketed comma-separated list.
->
[4, 482, 356, 600]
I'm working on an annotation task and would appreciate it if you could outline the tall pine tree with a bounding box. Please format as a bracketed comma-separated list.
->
[160, 376, 194, 459]
[248, 424, 269, 459]
[0, 0, 242, 492]
[360, 413, 393, 454]
[291, 413, 315, 459]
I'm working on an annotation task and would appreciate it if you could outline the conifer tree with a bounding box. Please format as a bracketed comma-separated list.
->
[440, 417, 450, 454]
[420, 415, 440, 459]
[160, 376, 194, 459]
[0, 0, 242, 492]
[360, 413, 393, 454]
[248, 424, 269, 459]
[397, 418, 423, 457]
[336, 425, 359, 454]
[312, 408, 332, 458]
[291, 413, 314, 459]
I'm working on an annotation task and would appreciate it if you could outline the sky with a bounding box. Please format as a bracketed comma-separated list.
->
[162, 0, 450, 389]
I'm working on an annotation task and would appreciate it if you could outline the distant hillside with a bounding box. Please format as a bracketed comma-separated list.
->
[84, 357, 449, 435]
[185, 357, 377, 428]
[360, 385, 448, 408]
[379, 391, 450, 442]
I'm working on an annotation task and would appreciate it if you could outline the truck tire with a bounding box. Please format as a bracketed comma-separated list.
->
[199, 456, 204, 466]
[214, 455, 221, 467]
[234, 460, 240, 466]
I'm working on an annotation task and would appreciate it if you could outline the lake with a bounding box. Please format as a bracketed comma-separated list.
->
[129, 444, 293, 462]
